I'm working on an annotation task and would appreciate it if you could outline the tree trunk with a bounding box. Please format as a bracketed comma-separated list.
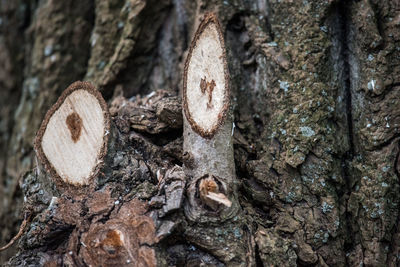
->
[1, 0, 400, 266]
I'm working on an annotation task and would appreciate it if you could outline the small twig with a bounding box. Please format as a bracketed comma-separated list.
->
[0, 212, 32, 252]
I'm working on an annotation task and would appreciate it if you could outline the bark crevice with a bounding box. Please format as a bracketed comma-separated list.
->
[328, 0, 356, 261]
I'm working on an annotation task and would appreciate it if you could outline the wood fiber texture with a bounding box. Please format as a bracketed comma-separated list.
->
[34, 81, 110, 187]
[183, 13, 230, 139]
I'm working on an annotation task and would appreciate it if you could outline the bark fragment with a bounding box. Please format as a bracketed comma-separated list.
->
[255, 228, 297, 266]
[111, 90, 182, 135]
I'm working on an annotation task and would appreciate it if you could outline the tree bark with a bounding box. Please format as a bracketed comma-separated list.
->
[1, 0, 400, 266]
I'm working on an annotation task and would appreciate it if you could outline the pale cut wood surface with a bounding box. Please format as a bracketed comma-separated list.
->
[41, 89, 105, 185]
[186, 22, 226, 132]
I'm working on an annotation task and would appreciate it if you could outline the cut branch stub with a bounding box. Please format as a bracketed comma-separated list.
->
[34, 81, 110, 187]
[183, 12, 229, 139]
[183, 13, 238, 223]
[199, 175, 232, 211]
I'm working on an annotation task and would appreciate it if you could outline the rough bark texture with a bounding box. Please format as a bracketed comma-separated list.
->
[1, 0, 400, 266]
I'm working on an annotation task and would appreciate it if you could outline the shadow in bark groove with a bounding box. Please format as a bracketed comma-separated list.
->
[333, 0, 357, 260]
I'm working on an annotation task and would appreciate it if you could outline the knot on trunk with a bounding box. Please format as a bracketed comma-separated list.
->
[198, 175, 232, 211]
[80, 199, 156, 267]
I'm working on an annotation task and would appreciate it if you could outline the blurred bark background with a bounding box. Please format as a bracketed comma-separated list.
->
[1, 0, 400, 266]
